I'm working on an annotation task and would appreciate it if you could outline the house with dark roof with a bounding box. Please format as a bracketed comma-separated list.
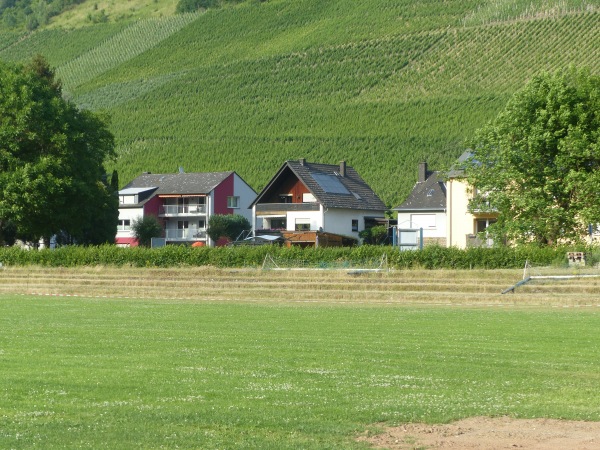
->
[116, 171, 256, 247]
[393, 162, 447, 246]
[250, 159, 387, 246]
[394, 155, 499, 249]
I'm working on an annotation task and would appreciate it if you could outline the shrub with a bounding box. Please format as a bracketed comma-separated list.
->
[131, 216, 163, 247]
[0, 243, 579, 269]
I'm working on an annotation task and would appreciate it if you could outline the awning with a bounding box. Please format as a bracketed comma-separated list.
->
[159, 194, 207, 198]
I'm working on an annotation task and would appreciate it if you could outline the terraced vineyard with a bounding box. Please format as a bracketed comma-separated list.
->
[0, 0, 598, 205]
[2, 266, 599, 305]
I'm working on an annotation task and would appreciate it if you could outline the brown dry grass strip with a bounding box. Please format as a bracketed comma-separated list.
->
[1, 266, 599, 306]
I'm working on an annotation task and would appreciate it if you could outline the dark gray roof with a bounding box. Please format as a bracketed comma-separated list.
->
[252, 160, 387, 211]
[394, 171, 446, 212]
[123, 172, 234, 195]
[447, 151, 473, 178]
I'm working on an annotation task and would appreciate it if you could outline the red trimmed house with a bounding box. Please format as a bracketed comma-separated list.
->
[116, 171, 256, 247]
[250, 159, 388, 246]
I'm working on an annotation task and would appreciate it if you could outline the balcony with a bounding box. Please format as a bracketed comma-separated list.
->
[165, 229, 207, 241]
[255, 203, 320, 215]
[160, 204, 206, 217]
[466, 234, 493, 248]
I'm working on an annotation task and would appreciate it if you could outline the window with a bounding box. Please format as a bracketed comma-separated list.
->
[351, 219, 359, 232]
[295, 218, 310, 231]
[270, 218, 286, 230]
[476, 219, 496, 234]
[278, 195, 292, 203]
[311, 173, 350, 194]
[119, 195, 136, 205]
[178, 220, 189, 230]
[227, 196, 240, 208]
[198, 219, 206, 229]
[117, 219, 131, 231]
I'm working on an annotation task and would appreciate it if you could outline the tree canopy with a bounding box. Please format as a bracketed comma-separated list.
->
[465, 67, 600, 245]
[131, 215, 163, 248]
[207, 214, 251, 243]
[0, 0, 86, 31]
[0, 55, 118, 246]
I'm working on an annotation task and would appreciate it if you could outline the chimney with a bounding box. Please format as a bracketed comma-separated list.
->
[339, 160, 347, 177]
[418, 162, 428, 182]
[299, 158, 306, 166]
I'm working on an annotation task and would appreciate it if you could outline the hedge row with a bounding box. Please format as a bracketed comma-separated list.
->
[0, 244, 588, 269]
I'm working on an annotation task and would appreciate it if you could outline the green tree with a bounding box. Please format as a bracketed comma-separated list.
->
[207, 214, 251, 243]
[0, 219, 16, 246]
[131, 215, 163, 247]
[0, 56, 118, 245]
[465, 67, 600, 245]
[110, 169, 119, 192]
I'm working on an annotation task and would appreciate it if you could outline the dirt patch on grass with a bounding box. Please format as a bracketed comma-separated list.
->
[358, 416, 600, 449]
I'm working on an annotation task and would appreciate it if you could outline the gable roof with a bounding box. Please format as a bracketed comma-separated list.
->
[123, 171, 234, 196]
[394, 170, 446, 212]
[252, 160, 387, 211]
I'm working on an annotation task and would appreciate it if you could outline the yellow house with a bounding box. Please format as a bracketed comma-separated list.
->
[446, 152, 498, 249]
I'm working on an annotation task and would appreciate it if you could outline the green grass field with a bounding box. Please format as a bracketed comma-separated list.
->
[1, 267, 600, 448]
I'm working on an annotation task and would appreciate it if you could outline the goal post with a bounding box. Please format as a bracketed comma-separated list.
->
[261, 253, 389, 272]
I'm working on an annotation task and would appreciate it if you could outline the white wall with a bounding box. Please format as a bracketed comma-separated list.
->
[397, 212, 446, 239]
[286, 210, 323, 231]
[116, 207, 144, 239]
[233, 173, 257, 223]
[323, 208, 384, 240]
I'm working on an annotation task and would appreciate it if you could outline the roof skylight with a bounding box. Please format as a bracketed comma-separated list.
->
[311, 173, 350, 194]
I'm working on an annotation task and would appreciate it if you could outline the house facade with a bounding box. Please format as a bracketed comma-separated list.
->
[251, 159, 387, 245]
[393, 162, 446, 247]
[446, 152, 497, 248]
[394, 155, 498, 249]
[116, 171, 256, 247]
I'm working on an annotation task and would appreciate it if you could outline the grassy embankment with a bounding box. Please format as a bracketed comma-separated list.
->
[0, 1, 598, 205]
[1, 268, 600, 448]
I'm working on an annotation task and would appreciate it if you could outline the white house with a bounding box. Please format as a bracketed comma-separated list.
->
[393, 162, 447, 247]
[250, 159, 387, 246]
[116, 171, 256, 247]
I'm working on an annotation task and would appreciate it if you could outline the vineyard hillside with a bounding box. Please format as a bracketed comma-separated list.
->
[0, 0, 598, 207]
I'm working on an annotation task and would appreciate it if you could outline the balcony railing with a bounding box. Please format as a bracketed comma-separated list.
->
[466, 234, 493, 248]
[255, 203, 320, 214]
[165, 229, 207, 240]
[160, 204, 206, 216]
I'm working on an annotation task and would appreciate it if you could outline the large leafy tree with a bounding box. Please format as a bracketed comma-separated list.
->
[465, 67, 600, 245]
[207, 214, 251, 243]
[0, 56, 118, 245]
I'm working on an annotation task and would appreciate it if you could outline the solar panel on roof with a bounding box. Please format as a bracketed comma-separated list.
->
[311, 173, 350, 194]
